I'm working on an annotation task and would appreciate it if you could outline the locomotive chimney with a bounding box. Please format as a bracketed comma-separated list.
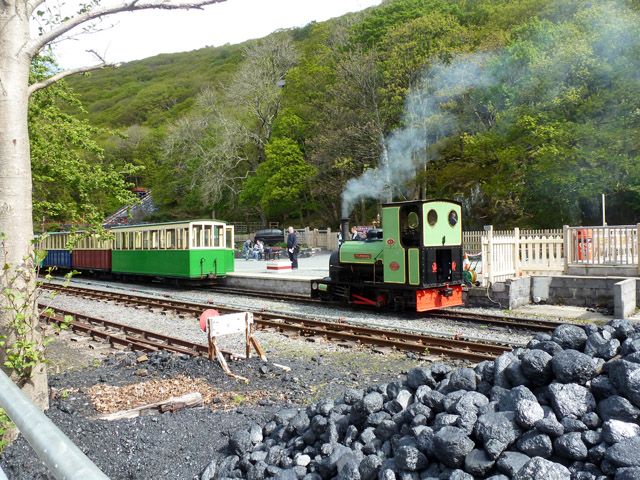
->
[341, 218, 350, 243]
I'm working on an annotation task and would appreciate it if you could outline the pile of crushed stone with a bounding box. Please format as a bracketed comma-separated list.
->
[208, 319, 640, 479]
[1, 342, 426, 479]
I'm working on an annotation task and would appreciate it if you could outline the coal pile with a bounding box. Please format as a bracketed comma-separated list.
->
[205, 320, 640, 480]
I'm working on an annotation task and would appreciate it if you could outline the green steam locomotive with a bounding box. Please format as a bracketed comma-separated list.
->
[311, 199, 464, 311]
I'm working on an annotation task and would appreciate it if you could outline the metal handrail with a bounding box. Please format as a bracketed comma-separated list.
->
[0, 369, 109, 479]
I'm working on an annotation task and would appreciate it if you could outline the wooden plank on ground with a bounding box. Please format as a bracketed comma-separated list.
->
[97, 392, 203, 421]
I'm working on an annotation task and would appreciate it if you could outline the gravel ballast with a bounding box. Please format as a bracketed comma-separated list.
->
[208, 319, 640, 480]
[45, 277, 535, 347]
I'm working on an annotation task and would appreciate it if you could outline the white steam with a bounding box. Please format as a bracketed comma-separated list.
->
[341, 53, 494, 217]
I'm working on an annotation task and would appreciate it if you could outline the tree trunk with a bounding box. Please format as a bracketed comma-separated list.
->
[0, 2, 49, 410]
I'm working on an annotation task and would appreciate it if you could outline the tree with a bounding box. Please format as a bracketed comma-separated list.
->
[30, 56, 141, 228]
[305, 30, 388, 224]
[159, 87, 248, 217]
[226, 34, 298, 166]
[239, 138, 317, 221]
[0, 0, 226, 409]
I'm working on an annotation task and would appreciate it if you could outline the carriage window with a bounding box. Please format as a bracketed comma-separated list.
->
[151, 230, 158, 249]
[225, 226, 234, 249]
[192, 226, 202, 248]
[183, 228, 189, 249]
[167, 230, 175, 249]
[178, 228, 188, 249]
[204, 225, 212, 247]
[214, 225, 223, 247]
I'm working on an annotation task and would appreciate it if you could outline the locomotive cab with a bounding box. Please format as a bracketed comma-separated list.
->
[312, 199, 464, 312]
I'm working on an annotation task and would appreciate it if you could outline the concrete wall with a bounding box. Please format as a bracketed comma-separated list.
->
[614, 279, 637, 319]
[468, 275, 639, 315]
[465, 276, 530, 310]
[223, 272, 313, 295]
[530, 275, 640, 314]
[566, 265, 639, 277]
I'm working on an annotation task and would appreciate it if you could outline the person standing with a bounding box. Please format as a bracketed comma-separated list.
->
[287, 226, 299, 269]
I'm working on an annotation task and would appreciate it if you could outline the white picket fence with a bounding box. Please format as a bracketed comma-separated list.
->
[475, 226, 565, 286]
[474, 224, 640, 285]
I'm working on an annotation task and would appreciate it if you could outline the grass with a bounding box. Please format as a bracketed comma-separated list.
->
[0, 408, 14, 453]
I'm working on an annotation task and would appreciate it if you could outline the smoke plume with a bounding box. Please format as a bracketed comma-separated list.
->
[341, 53, 494, 217]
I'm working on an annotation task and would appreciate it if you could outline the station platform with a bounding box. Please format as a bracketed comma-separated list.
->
[223, 253, 330, 295]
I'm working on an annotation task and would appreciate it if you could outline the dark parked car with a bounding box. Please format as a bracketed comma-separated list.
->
[254, 229, 284, 246]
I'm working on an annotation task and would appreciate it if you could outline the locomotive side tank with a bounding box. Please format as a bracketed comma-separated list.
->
[312, 199, 463, 312]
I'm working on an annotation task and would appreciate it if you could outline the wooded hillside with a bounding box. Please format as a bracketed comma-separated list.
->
[60, 0, 640, 229]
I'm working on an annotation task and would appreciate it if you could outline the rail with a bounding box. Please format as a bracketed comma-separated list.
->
[40, 283, 512, 361]
[0, 370, 108, 480]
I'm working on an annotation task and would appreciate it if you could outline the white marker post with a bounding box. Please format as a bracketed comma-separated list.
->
[199, 309, 267, 382]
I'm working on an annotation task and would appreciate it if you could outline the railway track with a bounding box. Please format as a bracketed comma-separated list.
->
[39, 305, 240, 359]
[210, 285, 564, 332]
[210, 285, 314, 304]
[40, 283, 511, 362]
[424, 309, 563, 332]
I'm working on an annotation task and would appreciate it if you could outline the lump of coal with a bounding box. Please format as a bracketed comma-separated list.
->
[210, 319, 640, 480]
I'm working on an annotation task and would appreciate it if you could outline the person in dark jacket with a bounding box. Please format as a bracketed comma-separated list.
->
[287, 226, 298, 269]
